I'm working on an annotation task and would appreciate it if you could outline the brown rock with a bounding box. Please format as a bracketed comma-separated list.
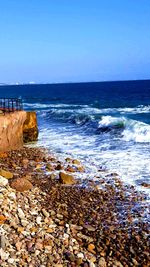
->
[72, 159, 81, 165]
[22, 158, 29, 168]
[141, 182, 150, 188]
[11, 178, 33, 192]
[59, 172, 76, 185]
[76, 258, 83, 266]
[66, 166, 76, 172]
[0, 169, 13, 179]
[23, 111, 38, 143]
[65, 157, 72, 163]
[46, 163, 55, 171]
[55, 164, 63, 170]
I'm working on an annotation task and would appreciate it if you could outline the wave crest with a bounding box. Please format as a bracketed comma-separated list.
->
[98, 116, 150, 143]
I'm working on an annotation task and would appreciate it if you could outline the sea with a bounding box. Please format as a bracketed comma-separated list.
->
[1, 80, 150, 196]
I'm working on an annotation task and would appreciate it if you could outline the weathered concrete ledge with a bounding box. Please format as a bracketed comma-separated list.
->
[0, 111, 38, 152]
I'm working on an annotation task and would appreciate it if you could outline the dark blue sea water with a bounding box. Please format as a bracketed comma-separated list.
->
[1, 80, 150, 194]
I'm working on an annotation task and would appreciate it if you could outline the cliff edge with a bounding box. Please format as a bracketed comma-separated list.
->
[0, 111, 38, 152]
[0, 111, 26, 152]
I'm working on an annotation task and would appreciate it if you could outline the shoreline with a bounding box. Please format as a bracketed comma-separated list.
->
[0, 146, 149, 266]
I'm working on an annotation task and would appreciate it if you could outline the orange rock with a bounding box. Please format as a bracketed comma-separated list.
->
[87, 243, 96, 254]
[46, 228, 54, 233]
[35, 164, 42, 169]
[0, 152, 8, 158]
[0, 169, 13, 179]
[17, 227, 24, 233]
[11, 178, 33, 192]
[0, 215, 7, 224]
[59, 172, 76, 185]
[30, 227, 38, 233]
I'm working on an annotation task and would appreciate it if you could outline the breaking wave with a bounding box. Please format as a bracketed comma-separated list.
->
[98, 116, 150, 143]
[24, 102, 150, 143]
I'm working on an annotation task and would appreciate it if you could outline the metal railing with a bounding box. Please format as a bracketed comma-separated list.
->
[0, 98, 23, 113]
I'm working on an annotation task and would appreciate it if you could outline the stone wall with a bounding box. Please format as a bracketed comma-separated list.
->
[0, 111, 27, 152]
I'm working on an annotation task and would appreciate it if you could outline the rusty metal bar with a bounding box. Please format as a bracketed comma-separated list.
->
[0, 98, 23, 114]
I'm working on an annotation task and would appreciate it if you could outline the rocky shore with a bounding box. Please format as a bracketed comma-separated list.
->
[0, 147, 149, 266]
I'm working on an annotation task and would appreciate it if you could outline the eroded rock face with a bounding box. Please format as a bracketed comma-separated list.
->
[23, 111, 38, 143]
[0, 111, 26, 152]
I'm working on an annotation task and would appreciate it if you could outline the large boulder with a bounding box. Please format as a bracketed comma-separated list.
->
[59, 172, 76, 185]
[23, 111, 38, 143]
[10, 178, 33, 192]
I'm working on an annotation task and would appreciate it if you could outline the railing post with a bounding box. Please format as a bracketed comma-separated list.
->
[0, 98, 23, 114]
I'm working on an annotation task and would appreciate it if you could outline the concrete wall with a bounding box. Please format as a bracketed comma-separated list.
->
[0, 111, 27, 152]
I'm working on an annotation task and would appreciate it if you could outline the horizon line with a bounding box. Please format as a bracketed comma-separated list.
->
[0, 78, 150, 86]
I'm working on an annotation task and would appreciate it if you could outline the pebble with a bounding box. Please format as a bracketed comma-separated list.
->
[77, 252, 84, 259]
[21, 219, 29, 226]
[0, 235, 6, 249]
[84, 224, 96, 231]
[8, 191, 16, 200]
[0, 146, 149, 267]
[57, 213, 63, 219]
[7, 258, 15, 264]
[0, 249, 9, 260]
[42, 208, 49, 217]
[98, 257, 107, 267]
[36, 216, 42, 224]
[0, 176, 8, 186]
[18, 207, 25, 219]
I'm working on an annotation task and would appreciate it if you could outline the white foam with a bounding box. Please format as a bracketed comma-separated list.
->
[97, 115, 150, 143]
[96, 105, 150, 115]
[24, 103, 89, 109]
[98, 115, 126, 127]
[122, 120, 150, 143]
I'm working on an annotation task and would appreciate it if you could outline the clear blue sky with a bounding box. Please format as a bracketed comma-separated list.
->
[0, 0, 150, 83]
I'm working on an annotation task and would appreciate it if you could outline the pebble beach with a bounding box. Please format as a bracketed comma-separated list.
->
[0, 146, 149, 267]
